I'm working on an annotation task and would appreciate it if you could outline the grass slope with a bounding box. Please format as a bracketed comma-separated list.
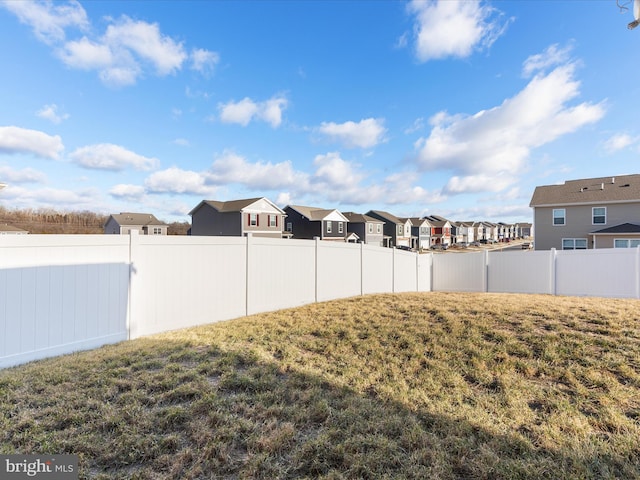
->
[1, 293, 639, 479]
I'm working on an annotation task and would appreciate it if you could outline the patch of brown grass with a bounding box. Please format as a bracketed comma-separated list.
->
[1, 293, 639, 479]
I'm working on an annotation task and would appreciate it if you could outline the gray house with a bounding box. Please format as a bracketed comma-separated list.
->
[104, 212, 168, 235]
[189, 197, 287, 238]
[284, 205, 349, 241]
[406, 218, 431, 250]
[343, 212, 385, 246]
[366, 210, 411, 248]
[530, 174, 640, 250]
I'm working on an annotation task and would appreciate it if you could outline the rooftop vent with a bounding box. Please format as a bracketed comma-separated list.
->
[612, 177, 616, 184]
[601, 183, 605, 190]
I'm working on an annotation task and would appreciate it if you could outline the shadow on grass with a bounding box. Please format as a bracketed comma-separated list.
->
[0, 336, 636, 480]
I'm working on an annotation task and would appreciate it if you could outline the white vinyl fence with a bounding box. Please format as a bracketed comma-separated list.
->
[1, 234, 639, 369]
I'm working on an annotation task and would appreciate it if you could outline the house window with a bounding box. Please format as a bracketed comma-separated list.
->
[269, 215, 277, 227]
[326, 221, 332, 233]
[377, 224, 381, 234]
[592, 207, 606, 225]
[397, 225, 403, 236]
[553, 209, 565, 226]
[420, 227, 427, 234]
[368, 223, 373, 233]
[249, 213, 258, 226]
[153, 228, 162, 235]
[286, 222, 292, 232]
[562, 238, 587, 250]
[614, 239, 640, 248]
[338, 222, 343, 234]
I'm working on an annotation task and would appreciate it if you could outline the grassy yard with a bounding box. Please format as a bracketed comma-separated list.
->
[1, 292, 639, 479]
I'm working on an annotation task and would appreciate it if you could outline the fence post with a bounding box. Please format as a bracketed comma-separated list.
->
[360, 242, 364, 296]
[636, 246, 640, 299]
[245, 233, 252, 316]
[484, 249, 489, 293]
[550, 248, 557, 296]
[392, 247, 396, 293]
[314, 237, 319, 303]
[128, 230, 140, 340]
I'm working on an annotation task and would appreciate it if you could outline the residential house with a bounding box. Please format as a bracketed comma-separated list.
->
[343, 212, 385, 246]
[516, 222, 533, 238]
[189, 197, 287, 238]
[423, 215, 452, 247]
[0, 224, 28, 235]
[457, 222, 477, 244]
[104, 213, 168, 235]
[284, 205, 349, 241]
[530, 174, 640, 250]
[481, 222, 499, 243]
[407, 217, 431, 250]
[366, 210, 411, 248]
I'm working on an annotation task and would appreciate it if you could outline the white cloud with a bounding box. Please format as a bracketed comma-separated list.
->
[109, 183, 146, 200]
[443, 173, 515, 194]
[58, 36, 115, 70]
[190, 48, 220, 75]
[0, 165, 46, 184]
[218, 95, 288, 128]
[208, 151, 302, 189]
[603, 133, 638, 154]
[522, 43, 574, 78]
[0, 0, 88, 44]
[70, 144, 159, 171]
[317, 118, 387, 149]
[5, 185, 102, 210]
[145, 166, 215, 195]
[407, 0, 510, 62]
[276, 192, 291, 206]
[0, 126, 64, 159]
[103, 16, 186, 76]
[36, 104, 69, 124]
[172, 138, 190, 147]
[414, 55, 605, 195]
[311, 152, 364, 189]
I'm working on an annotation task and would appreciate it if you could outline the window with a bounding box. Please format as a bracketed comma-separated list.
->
[420, 227, 427, 234]
[592, 207, 606, 225]
[562, 238, 587, 250]
[249, 213, 258, 226]
[614, 239, 640, 248]
[553, 209, 565, 226]
[269, 215, 277, 227]
[286, 222, 292, 232]
[153, 228, 162, 235]
[397, 225, 403, 236]
[326, 221, 332, 233]
[338, 222, 343, 233]
[377, 224, 381, 234]
[368, 223, 373, 233]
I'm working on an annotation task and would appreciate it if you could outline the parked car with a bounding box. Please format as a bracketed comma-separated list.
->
[522, 242, 532, 250]
[431, 243, 448, 250]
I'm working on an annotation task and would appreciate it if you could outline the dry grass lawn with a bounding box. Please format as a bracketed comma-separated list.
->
[1, 292, 639, 479]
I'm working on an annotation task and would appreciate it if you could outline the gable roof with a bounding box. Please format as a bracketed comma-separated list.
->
[367, 210, 403, 224]
[108, 213, 167, 227]
[591, 223, 640, 234]
[189, 197, 284, 216]
[342, 212, 383, 224]
[286, 205, 349, 222]
[530, 174, 640, 207]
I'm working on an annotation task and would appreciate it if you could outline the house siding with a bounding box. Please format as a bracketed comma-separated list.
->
[534, 202, 640, 250]
[191, 209, 242, 236]
[284, 207, 322, 239]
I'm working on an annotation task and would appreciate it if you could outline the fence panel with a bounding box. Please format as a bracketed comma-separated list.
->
[417, 253, 432, 292]
[316, 241, 361, 302]
[362, 244, 393, 295]
[394, 249, 419, 292]
[0, 235, 130, 369]
[555, 248, 638, 298]
[129, 235, 247, 338]
[488, 250, 553, 294]
[433, 251, 485, 292]
[247, 237, 316, 314]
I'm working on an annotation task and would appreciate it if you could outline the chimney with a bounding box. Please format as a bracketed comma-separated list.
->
[601, 183, 604, 190]
[612, 177, 615, 184]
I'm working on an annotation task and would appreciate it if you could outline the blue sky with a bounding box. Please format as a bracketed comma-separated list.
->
[0, 0, 638, 224]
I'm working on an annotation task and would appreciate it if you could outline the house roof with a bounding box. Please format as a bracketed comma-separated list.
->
[530, 174, 640, 207]
[407, 217, 430, 226]
[342, 212, 383, 224]
[108, 212, 167, 226]
[189, 197, 284, 215]
[286, 205, 349, 222]
[590, 223, 640, 235]
[367, 210, 403, 224]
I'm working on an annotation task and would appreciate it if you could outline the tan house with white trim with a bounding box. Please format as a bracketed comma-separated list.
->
[530, 174, 640, 250]
[104, 213, 168, 235]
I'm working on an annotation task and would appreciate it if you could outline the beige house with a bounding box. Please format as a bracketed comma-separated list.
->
[104, 213, 168, 235]
[530, 174, 640, 250]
